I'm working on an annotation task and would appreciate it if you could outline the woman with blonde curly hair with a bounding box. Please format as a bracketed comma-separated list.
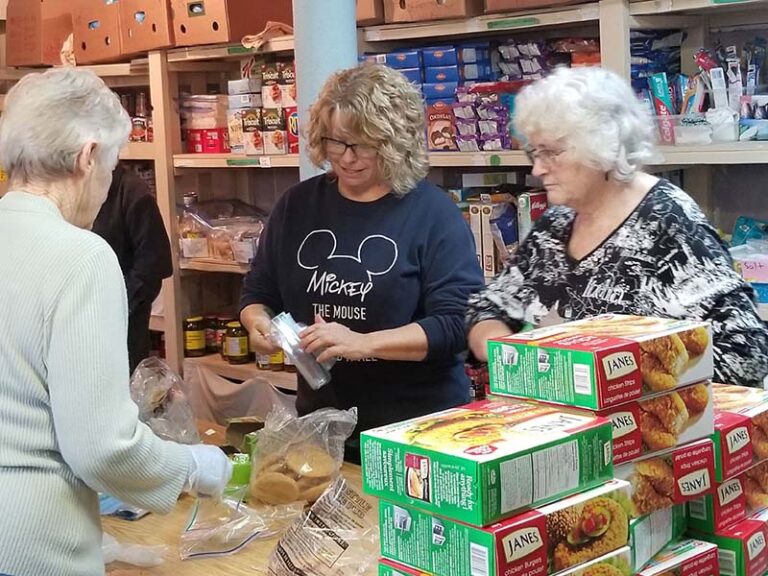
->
[240, 64, 484, 459]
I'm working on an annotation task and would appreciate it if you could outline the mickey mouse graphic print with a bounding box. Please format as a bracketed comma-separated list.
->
[467, 178, 768, 387]
[241, 174, 485, 438]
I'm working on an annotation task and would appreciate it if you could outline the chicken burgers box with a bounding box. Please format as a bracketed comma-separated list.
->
[488, 315, 713, 410]
[636, 538, 719, 576]
[379, 480, 631, 576]
[614, 438, 715, 517]
[712, 383, 768, 482]
[361, 399, 614, 527]
[690, 509, 768, 576]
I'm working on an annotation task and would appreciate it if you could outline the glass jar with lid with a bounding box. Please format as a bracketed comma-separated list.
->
[225, 321, 250, 365]
[183, 316, 206, 357]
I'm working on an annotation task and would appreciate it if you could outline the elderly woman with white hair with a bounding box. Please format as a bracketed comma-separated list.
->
[467, 66, 768, 387]
[0, 68, 231, 576]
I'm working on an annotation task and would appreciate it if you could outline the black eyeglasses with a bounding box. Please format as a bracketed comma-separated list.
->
[322, 137, 378, 159]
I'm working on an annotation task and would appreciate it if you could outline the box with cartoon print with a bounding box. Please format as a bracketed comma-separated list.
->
[262, 108, 287, 155]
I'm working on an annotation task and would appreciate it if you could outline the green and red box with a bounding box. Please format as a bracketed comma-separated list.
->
[689, 508, 768, 576]
[629, 504, 687, 571]
[636, 538, 719, 576]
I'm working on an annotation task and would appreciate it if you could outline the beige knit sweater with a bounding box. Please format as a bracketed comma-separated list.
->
[0, 192, 191, 576]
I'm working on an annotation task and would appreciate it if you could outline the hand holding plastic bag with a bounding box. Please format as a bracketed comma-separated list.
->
[184, 444, 233, 497]
[102, 532, 166, 568]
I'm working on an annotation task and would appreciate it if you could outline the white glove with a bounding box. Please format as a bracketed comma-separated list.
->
[184, 444, 233, 497]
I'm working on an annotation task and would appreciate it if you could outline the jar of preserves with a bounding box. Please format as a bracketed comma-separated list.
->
[225, 321, 250, 365]
[217, 315, 236, 358]
[183, 316, 206, 357]
[204, 315, 218, 354]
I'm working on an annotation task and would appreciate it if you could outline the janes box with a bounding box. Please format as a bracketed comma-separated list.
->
[488, 315, 713, 410]
[688, 460, 768, 534]
[614, 438, 715, 517]
[362, 400, 614, 527]
[636, 538, 719, 576]
[380, 480, 631, 576]
[690, 509, 768, 576]
[629, 504, 686, 571]
[712, 383, 768, 482]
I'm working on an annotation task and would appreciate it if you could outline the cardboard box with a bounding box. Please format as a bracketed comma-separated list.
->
[636, 538, 719, 576]
[119, 0, 174, 54]
[73, 0, 124, 65]
[171, 0, 293, 47]
[6, 0, 72, 67]
[629, 505, 686, 571]
[241, 109, 264, 156]
[361, 399, 614, 527]
[380, 480, 631, 576]
[378, 559, 430, 575]
[573, 382, 714, 466]
[228, 94, 263, 109]
[278, 60, 297, 108]
[426, 100, 457, 152]
[691, 509, 768, 576]
[262, 108, 287, 155]
[517, 191, 548, 242]
[384, 0, 484, 23]
[357, 0, 385, 25]
[488, 315, 713, 410]
[227, 109, 245, 155]
[469, 204, 483, 267]
[186, 128, 229, 154]
[615, 438, 715, 517]
[228, 77, 263, 95]
[712, 383, 768, 482]
[484, 0, 584, 13]
[224, 416, 263, 452]
[284, 106, 299, 155]
[261, 62, 283, 108]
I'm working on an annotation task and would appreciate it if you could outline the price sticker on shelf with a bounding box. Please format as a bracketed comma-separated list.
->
[258, 156, 272, 168]
[712, 0, 750, 4]
[486, 17, 540, 31]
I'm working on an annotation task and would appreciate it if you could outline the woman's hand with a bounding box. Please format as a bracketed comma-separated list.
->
[468, 319, 513, 362]
[240, 304, 281, 355]
[300, 315, 371, 364]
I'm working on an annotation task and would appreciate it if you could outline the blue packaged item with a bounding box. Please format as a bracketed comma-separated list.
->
[424, 65, 460, 84]
[359, 50, 422, 69]
[732, 216, 768, 246]
[423, 82, 459, 100]
[422, 46, 458, 67]
[398, 67, 423, 84]
[425, 97, 455, 108]
[457, 42, 492, 64]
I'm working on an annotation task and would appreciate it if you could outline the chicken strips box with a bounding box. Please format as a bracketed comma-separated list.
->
[690, 508, 768, 576]
[712, 383, 768, 482]
[379, 480, 631, 576]
[361, 400, 614, 526]
[636, 538, 719, 576]
[614, 438, 715, 517]
[488, 315, 713, 410]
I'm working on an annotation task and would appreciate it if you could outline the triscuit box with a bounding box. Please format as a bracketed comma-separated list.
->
[712, 383, 768, 482]
[687, 460, 768, 534]
[614, 438, 715, 517]
[690, 509, 768, 576]
[361, 399, 614, 527]
[488, 315, 713, 410]
[241, 108, 264, 156]
[262, 109, 287, 155]
[636, 538, 719, 576]
[380, 480, 631, 576]
[629, 504, 687, 571]
[570, 382, 714, 465]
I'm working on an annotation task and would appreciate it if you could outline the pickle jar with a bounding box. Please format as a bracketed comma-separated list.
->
[225, 321, 250, 365]
[183, 316, 206, 357]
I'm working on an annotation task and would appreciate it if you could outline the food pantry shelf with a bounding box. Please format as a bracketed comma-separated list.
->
[185, 354, 298, 391]
[629, 0, 768, 16]
[173, 154, 301, 169]
[166, 36, 295, 64]
[655, 142, 768, 164]
[179, 259, 250, 274]
[119, 142, 156, 161]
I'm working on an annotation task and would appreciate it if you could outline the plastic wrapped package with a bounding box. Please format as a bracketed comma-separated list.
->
[129, 358, 200, 444]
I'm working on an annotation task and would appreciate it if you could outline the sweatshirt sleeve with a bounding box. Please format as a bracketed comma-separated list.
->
[46, 245, 191, 514]
[415, 201, 485, 360]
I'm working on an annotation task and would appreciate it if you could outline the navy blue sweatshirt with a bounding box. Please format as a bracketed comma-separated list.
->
[241, 174, 484, 444]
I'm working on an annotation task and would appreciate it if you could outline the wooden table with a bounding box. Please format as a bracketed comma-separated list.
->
[104, 463, 366, 575]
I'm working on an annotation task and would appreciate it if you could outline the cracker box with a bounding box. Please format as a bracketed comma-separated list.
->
[261, 62, 282, 108]
[361, 399, 614, 527]
[636, 538, 719, 576]
[488, 315, 713, 410]
[571, 382, 714, 465]
[380, 480, 631, 576]
[262, 109, 287, 155]
[278, 60, 297, 108]
[629, 504, 687, 571]
[688, 460, 768, 534]
[241, 109, 264, 156]
[712, 383, 768, 482]
[284, 106, 299, 155]
[614, 438, 715, 517]
[227, 110, 245, 155]
[228, 94, 263, 110]
[228, 77, 262, 96]
[690, 509, 768, 576]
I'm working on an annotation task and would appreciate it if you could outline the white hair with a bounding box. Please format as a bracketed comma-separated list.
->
[0, 68, 131, 183]
[514, 67, 658, 181]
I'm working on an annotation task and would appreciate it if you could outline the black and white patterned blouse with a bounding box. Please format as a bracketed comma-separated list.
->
[467, 179, 768, 387]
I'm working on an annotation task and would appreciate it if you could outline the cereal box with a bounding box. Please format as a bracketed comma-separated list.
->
[361, 399, 614, 527]
[284, 106, 299, 155]
[262, 108, 287, 155]
[488, 315, 713, 410]
[629, 505, 686, 571]
[379, 480, 632, 576]
[690, 509, 768, 576]
[241, 109, 264, 156]
[614, 438, 715, 517]
[261, 62, 282, 108]
[636, 538, 719, 576]
[712, 383, 768, 482]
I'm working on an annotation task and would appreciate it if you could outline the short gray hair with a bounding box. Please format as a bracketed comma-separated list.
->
[514, 67, 657, 181]
[0, 68, 131, 183]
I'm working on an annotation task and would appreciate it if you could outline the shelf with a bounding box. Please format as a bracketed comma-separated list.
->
[655, 142, 768, 165]
[149, 315, 165, 332]
[179, 258, 250, 274]
[362, 3, 599, 42]
[629, 0, 768, 16]
[166, 37, 295, 64]
[429, 150, 530, 167]
[120, 142, 156, 161]
[173, 154, 301, 169]
[185, 354, 298, 390]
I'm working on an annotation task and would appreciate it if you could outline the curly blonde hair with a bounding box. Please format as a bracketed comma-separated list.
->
[307, 64, 429, 197]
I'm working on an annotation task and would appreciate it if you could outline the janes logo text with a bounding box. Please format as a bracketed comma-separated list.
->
[501, 527, 542, 563]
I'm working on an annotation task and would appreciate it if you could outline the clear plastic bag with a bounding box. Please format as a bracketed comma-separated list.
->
[249, 407, 357, 507]
[102, 532, 166, 567]
[129, 357, 200, 444]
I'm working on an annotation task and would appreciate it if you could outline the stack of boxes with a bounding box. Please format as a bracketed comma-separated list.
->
[181, 95, 230, 154]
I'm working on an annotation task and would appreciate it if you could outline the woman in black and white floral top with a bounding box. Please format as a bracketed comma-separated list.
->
[467, 67, 768, 387]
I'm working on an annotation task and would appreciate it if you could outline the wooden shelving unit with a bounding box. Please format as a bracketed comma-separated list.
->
[179, 259, 250, 275]
[173, 153, 301, 169]
[119, 142, 157, 161]
[184, 354, 298, 391]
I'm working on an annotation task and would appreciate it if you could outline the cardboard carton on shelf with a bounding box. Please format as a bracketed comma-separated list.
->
[361, 398, 613, 527]
[379, 480, 632, 576]
[383, 0, 484, 23]
[629, 504, 686, 571]
[484, 0, 586, 13]
[488, 314, 713, 410]
[690, 508, 768, 576]
[118, 0, 175, 54]
[357, 0, 385, 25]
[636, 538, 719, 576]
[6, 0, 72, 67]
[73, 0, 125, 65]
